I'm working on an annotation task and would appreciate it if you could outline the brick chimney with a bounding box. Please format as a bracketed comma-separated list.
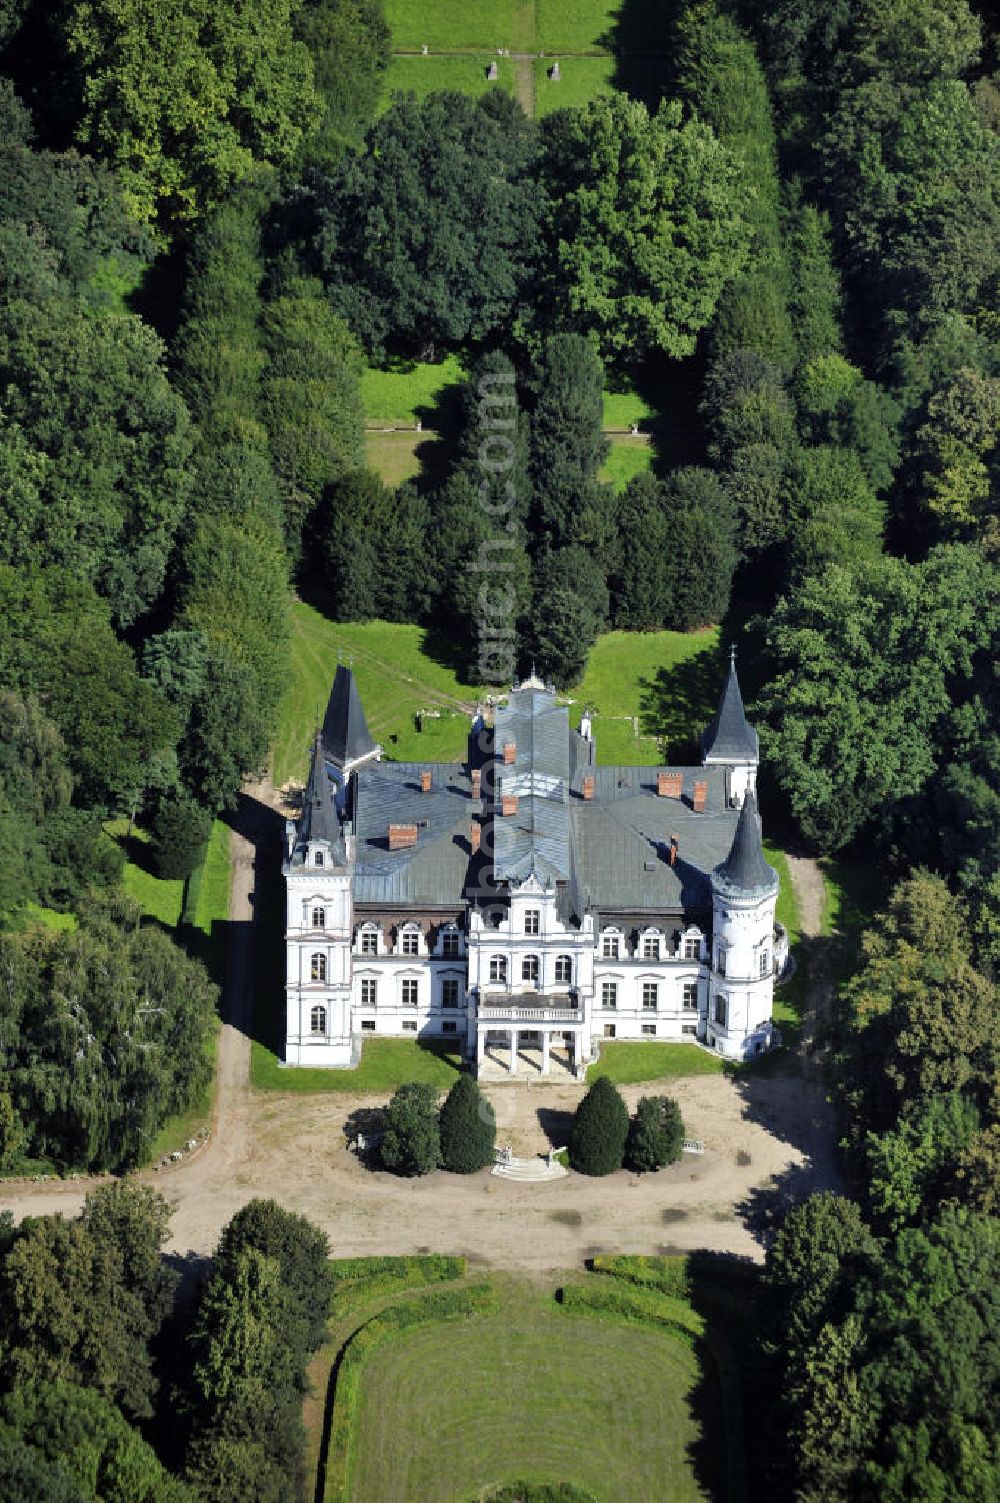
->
[669, 836, 678, 867]
[692, 780, 707, 813]
[388, 823, 418, 850]
[657, 772, 682, 798]
[470, 822, 481, 855]
[582, 774, 595, 801]
[501, 793, 518, 817]
[502, 741, 516, 765]
[471, 768, 481, 799]
[420, 769, 432, 793]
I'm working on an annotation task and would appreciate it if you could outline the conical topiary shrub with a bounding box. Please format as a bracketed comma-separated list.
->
[439, 1073, 496, 1173]
[569, 1075, 629, 1175]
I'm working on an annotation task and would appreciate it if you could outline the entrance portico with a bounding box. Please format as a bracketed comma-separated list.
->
[474, 1003, 588, 1079]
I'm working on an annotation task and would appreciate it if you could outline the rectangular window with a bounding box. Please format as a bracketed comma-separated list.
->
[714, 994, 727, 1027]
[641, 1024, 655, 1037]
[401, 930, 419, 956]
[759, 949, 770, 977]
[402, 1020, 417, 1032]
[601, 982, 618, 1010]
[442, 979, 460, 1008]
[442, 1021, 458, 1035]
[603, 1023, 616, 1039]
[682, 1023, 697, 1036]
[442, 932, 460, 958]
[602, 932, 619, 958]
[642, 983, 658, 1011]
[402, 979, 418, 1007]
[489, 956, 507, 984]
[683, 935, 699, 959]
[682, 981, 698, 1011]
[554, 955, 572, 984]
[716, 947, 727, 976]
[642, 935, 659, 960]
[361, 1019, 375, 1032]
[360, 929, 377, 955]
[311, 907, 325, 929]
[522, 955, 539, 983]
[524, 909, 540, 935]
[361, 979, 377, 1008]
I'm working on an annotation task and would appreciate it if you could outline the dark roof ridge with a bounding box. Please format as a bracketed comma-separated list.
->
[701, 646, 758, 764]
[711, 791, 777, 897]
[322, 665, 377, 769]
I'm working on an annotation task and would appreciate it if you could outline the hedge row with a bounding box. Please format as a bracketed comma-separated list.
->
[329, 1254, 465, 1316]
[326, 1282, 501, 1503]
[557, 1281, 703, 1346]
[590, 1254, 691, 1301]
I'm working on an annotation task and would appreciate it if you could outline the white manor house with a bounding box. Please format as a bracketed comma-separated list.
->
[283, 654, 787, 1076]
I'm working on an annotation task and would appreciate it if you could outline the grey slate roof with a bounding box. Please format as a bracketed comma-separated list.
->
[322, 666, 377, 770]
[352, 762, 476, 907]
[296, 737, 348, 866]
[492, 688, 574, 885]
[711, 792, 777, 899]
[701, 649, 759, 764]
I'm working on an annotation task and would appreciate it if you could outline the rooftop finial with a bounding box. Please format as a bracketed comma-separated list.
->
[730, 642, 736, 669]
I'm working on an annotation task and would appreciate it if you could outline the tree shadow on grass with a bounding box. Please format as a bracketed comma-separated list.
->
[603, 0, 680, 109]
[638, 641, 724, 760]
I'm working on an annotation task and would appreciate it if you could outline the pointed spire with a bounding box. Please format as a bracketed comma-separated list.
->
[321, 665, 377, 771]
[712, 792, 777, 897]
[701, 644, 758, 764]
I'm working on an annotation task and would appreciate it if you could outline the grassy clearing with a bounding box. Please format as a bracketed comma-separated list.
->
[533, 53, 617, 114]
[588, 1041, 724, 1085]
[381, 55, 514, 108]
[364, 429, 423, 486]
[274, 603, 482, 787]
[571, 627, 721, 720]
[384, 0, 515, 50]
[252, 1036, 462, 1094]
[569, 711, 659, 766]
[603, 384, 654, 430]
[104, 818, 185, 929]
[820, 853, 884, 980]
[347, 1282, 716, 1503]
[536, 0, 621, 51]
[23, 902, 78, 932]
[361, 354, 465, 426]
[600, 436, 653, 491]
[762, 841, 804, 1041]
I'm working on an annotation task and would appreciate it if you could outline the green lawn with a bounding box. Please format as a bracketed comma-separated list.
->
[533, 53, 617, 114]
[252, 1036, 462, 1094]
[536, 0, 621, 51]
[570, 712, 659, 766]
[384, 0, 515, 50]
[588, 1041, 724, 1085]
[763, 841, 804, 1042]
[599, 436, 653, 491]
[274, 603, 482, 787]
[23, 902, 78, 932]
[105, 819, 185, 929]
[347, 1286, 716, 1503]
[820, 852, 884, 980]
[361, 355, 465, 426]
[381, 54, 514, 108]
[571, 627, 721, 719]
[603, 385, 654, 430]
[364, 429, 423, 486]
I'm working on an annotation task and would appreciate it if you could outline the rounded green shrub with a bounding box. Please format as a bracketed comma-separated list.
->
[569, 1076, 629, 1176]
[625, 1095, 685, 1173]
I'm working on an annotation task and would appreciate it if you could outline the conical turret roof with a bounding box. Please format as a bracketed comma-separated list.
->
[321, 665, 376, 770]
[712, 792, 777, 898]
[702, 647, 758, 764]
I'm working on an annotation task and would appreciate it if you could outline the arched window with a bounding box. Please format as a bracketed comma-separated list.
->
[314, 850, 324, 867]
[311, 953, 327, 982]
[311, 907, 326, 929]
[489, 955, 507, 984]
[522, 955, 539, 983]
[310, 1005, 327, 1035]
[554, 954, 572, 983]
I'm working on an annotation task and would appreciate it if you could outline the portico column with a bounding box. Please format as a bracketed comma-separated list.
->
[476, 1027, 485, 1071]
[541, 1030, 550, 1075]
[509, 1029, 518, 1075]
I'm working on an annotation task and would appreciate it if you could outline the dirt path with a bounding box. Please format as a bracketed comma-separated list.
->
[784, 853, 832, 1057]
[1, 801, 840, 1265]
[513, 56, 535, 115]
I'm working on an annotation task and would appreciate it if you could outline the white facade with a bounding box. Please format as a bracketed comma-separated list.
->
[283, 660, 782, 1074]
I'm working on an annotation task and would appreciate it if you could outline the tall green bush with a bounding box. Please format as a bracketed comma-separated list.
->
[439, 1074, 495, 1174]
[569, 1076, 629, 1176]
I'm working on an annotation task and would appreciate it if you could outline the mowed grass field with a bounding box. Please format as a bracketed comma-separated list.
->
[384, 0, 515, 50]
[600, 435, 653, 490]
[361, 355, 465, 426]
[536, 0, 623, 51]
[348, 1288, 718, 1503]
[382, 54, 514, 107]
[533, 53, 617, 114]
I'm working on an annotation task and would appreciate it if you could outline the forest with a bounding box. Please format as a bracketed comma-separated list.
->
[0, 0, 997, 1498]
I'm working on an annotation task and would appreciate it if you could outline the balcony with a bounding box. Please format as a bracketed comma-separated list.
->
[477, 991, 580, 1024]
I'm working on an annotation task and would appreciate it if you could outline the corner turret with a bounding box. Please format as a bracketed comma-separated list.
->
[707, 792, 779, 1060]
[701, 646, 758, 806]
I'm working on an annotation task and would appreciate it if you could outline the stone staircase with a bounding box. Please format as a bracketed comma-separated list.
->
[491, 1148, 569, 1182]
